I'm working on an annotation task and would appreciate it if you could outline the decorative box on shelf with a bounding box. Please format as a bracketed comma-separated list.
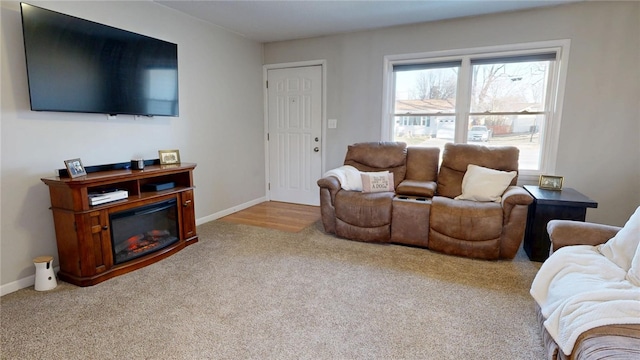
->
[88, 189, 129, 205]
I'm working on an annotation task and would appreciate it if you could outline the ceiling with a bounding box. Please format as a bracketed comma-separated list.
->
[154, 0, 583, 43]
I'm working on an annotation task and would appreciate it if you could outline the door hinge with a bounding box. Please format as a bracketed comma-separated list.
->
[267, 133, 269, 141]
[268, 183, 270, 190]
[266, 81, 268, 88]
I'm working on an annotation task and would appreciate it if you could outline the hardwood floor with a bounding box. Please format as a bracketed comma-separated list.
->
[218, 201, 321, 233]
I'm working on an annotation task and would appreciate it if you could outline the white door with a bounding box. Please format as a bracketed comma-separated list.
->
[267, 66, 322, 206]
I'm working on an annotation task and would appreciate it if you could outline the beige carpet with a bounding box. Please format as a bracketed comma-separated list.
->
[1, 220, 544, 359]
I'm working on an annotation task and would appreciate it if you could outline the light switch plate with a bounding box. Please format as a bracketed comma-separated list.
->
[328, 119, 337, 128]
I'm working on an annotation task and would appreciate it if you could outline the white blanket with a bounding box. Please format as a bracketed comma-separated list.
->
[323, 165, 363, 191]
[530, 245, 640, 355]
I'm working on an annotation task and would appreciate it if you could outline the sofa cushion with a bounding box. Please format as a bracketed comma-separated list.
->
[344, 142, 407, 188]
[334, 191, 394, 228]
[455, 164, 516, 202]
[598, 206, 640, 271]
[437, 143, 519, 199]
[428, 195, 503, 259]
[405, 146, 439, 181]
[335, 219, 391, 243]
[429, 196, 503, 241]
[361, 171, 394, 193]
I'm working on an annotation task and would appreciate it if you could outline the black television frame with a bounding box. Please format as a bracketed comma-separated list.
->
[20, 2, 179, 117]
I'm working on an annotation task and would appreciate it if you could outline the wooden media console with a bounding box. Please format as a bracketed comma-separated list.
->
[41, 162, 198, 286]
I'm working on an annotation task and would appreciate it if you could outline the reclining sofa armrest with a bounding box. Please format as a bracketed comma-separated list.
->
[547, 220, 621, 252]
[396, 180, 437, 198]
[501, 186, 534, 217]
[317, 176, 341, 190]
[498, 186, 534, 258]
[317, 176, 343, 235]
[317, 176, 342, 204]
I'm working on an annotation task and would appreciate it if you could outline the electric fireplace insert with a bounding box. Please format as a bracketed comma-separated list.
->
[109, 199, 179, 265]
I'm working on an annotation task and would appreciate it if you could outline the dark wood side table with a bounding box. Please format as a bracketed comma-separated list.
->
[523, 185, 597, 262]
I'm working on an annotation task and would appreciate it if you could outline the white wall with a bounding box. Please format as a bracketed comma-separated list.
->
[264, 1, 640, 226]
[1, 1, 265, 290]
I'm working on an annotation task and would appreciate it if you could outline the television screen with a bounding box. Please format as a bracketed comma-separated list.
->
[20, 3, 179, 117]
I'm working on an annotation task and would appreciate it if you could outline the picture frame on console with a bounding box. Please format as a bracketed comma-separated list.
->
[539, 175, 564, 191]
[159, 149, 181, 165]
[64, 158, 87, 178]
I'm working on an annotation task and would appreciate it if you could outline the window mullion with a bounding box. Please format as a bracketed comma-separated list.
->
[455, 57, 472, 143]
[539, 51, 561, 173]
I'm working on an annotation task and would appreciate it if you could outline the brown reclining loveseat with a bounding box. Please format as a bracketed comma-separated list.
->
[317, 142, 533, 260]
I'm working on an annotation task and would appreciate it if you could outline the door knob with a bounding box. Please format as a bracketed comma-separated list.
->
[314, 147, 319, 152]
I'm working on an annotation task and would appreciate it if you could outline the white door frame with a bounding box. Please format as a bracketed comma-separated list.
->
[263, 60, 327, 203]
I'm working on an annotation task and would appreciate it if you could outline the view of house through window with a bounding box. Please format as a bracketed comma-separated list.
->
[392, 51, 559, 172]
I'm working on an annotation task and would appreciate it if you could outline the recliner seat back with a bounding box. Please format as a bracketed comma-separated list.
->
[436, 143, 519, 199]
[344, 142, 407, 188]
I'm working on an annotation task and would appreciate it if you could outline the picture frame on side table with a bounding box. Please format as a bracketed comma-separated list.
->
[539, 175, 564, 191]
[64, 158, 87, 178]
[158, 149, 181, 165]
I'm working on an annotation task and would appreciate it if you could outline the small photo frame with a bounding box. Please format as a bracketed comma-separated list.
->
[64, 158, 87, 178]
[158, 149, 181, 165]
[539, 175, 564, 191]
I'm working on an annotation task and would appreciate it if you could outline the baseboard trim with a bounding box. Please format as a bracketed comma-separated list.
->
[1, 198, 267, 296]
[1, 266, 60, 297]
[1, 276, 35, 297]
[196, 196, 267, 226]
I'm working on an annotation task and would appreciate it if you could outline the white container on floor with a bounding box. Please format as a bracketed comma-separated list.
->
[33, 256, 57, 291]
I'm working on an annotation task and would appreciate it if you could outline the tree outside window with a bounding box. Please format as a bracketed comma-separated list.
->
[390, 50, 562, 173]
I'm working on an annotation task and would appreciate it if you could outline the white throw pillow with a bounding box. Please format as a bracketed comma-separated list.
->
[598, 206, 640, 271]
[454, 164, 517, 202]
[361, 171, 394, 193]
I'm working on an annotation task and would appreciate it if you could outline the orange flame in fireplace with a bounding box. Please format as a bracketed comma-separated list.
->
[126, 234, 145, 251]
[125, 230, 171, 252]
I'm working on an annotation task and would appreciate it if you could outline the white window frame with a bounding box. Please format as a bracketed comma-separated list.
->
[381, 40, 571, 183]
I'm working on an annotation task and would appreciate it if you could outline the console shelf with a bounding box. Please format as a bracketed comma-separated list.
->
[41, 163, 198, 286]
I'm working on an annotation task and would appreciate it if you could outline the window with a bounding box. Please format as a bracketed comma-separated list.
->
[383, 41, 570, 179]
[394, 61, 459, 142]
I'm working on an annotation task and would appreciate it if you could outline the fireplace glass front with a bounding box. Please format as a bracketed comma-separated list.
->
[109, 199, 179, 265]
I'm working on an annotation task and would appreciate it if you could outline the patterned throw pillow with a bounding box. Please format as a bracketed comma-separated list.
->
[361, 171, 394, 193]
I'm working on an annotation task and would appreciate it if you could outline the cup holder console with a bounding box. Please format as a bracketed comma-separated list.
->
[396, 195, 429, 202]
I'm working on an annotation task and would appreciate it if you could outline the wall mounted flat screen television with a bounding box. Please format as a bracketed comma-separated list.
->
[20, 3, 179, 117]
